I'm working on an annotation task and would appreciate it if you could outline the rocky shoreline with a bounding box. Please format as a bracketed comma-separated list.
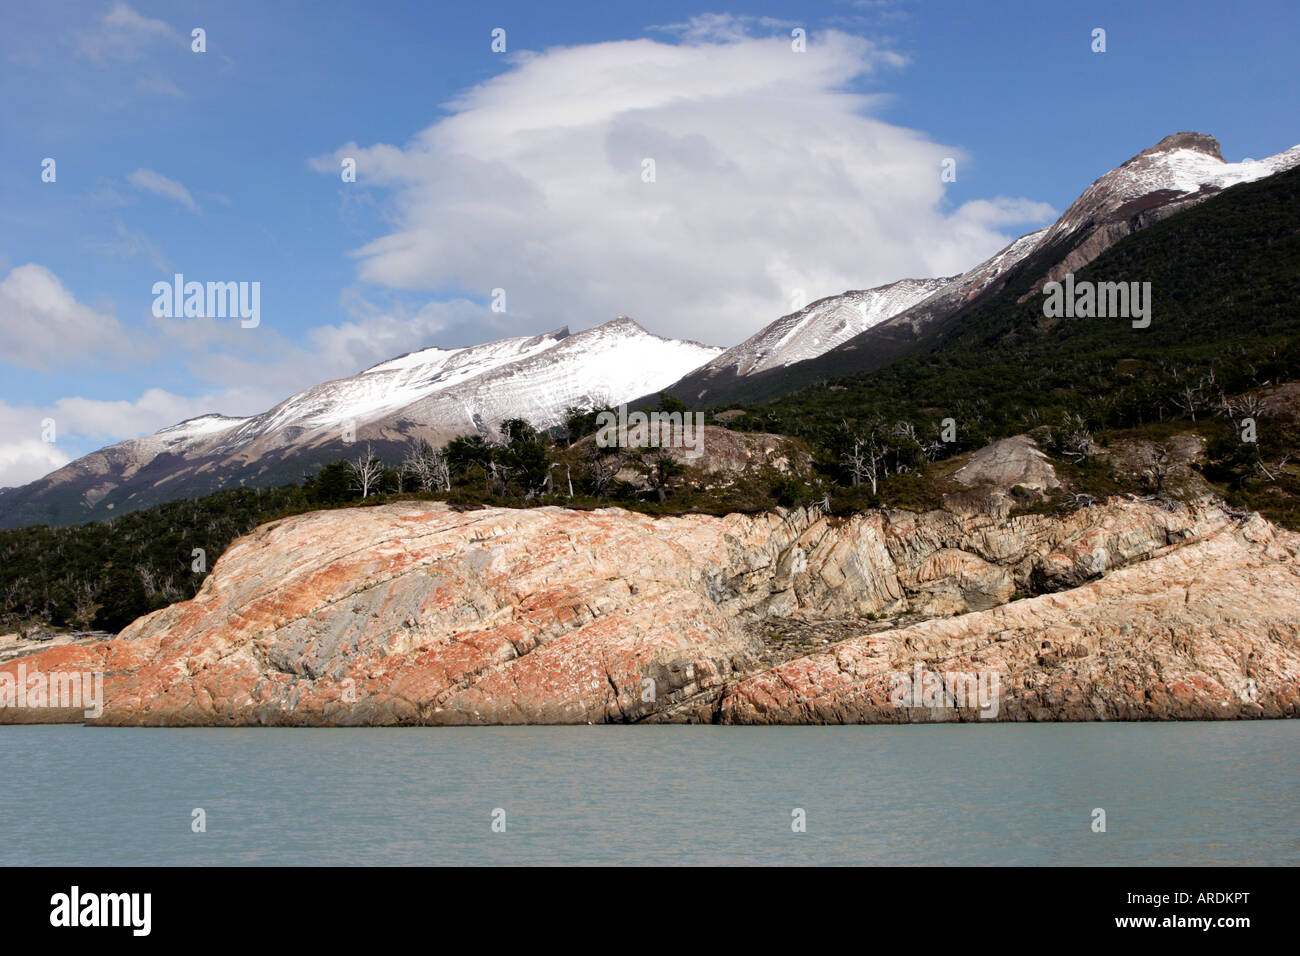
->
[1, 496, 1297, 726]
[0, 629, 111, 665]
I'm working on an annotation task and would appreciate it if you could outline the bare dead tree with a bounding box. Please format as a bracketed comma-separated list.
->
[841, 440, 868, 488]
[488, 458, 514, 497]
[583, 445, 621, 498]
[892, 421, 923, 450]
[402, 442, 428, 490]
[892, 420, 929, 472]
[842, 431, 887, 494]
[1255, 454, 1290, 483]
[345, 443, 384, 498]
[525, 463, 558, 501]
[1057, 412, 1095, 461]
[1227, 393, 1268, 428]
[1172, 383, 1205, 422]
[70, 581, 102, 631]
[403, 439, 451, 492]
[430, 450, 451, 491]
[1140, 444, 1172, 495]
[1215, 388, 1235, 425]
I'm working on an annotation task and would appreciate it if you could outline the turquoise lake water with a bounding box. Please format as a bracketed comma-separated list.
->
[2, 722, 1295, 865]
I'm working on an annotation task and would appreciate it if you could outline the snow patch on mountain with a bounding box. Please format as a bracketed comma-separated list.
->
[435, 316, 725, 427]
[89, 318, 721, 474]
[1045, 134, 1300, 244]
[249, 327, 572, 439]
[698, 278, 953, 379]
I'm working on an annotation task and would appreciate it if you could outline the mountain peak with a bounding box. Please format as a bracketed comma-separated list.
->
[594, 315, 647, 334]
[1138, 132, 1223, 161]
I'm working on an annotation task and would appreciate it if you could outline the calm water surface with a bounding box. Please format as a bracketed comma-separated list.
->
[1, 722, 1295, 865]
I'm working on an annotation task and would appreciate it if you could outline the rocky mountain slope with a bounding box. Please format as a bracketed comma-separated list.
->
[667, 277, 951, 401]
[0, 318, 720, 528]
[661, 132, 1300, 405]
[4, 492, 1296, 725]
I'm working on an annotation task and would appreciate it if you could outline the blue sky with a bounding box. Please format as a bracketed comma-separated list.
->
[1, 0, 1297, 485]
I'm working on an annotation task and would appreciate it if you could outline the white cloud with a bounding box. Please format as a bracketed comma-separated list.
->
[136, 73, 184, 98]
[127, 168, 199, 213]
[0, 388, 265, 487]
[46, 388, 238, 441]
[952, 197, 1059, 228]
[0, 439, 71, 489]
[314, 17, 1053, 346]
[75, 2, 181, 62]
[305, 296, 492, 372]
[145, 294, 495, 400]
[649, 14, 807, 45]
[86, 220, 171, 272]
[0, 264, 127, 370]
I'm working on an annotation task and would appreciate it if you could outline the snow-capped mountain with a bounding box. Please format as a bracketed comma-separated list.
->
[1022, 131, 1300, 292]
[698, 278, 953, 379]
[0, 319, 720, 527]
[229, 326, 571, 452]
[1042, 132, 1300, 249]
[5, 131, 1296, 528]
[659, 225, 1054, 404]
[391, 317, 720, 438]
[659, 132, 1300, 404]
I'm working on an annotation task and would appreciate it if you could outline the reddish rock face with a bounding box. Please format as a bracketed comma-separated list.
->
[1, 505, 776, 726]
[717, 516, 1300, 723]
[1, 499, 1297, 725]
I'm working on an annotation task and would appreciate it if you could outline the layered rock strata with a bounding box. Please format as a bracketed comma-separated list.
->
[2, 498, 1296, 725]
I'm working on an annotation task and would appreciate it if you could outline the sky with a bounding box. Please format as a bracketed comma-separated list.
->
[1, 0, 1297, 487]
